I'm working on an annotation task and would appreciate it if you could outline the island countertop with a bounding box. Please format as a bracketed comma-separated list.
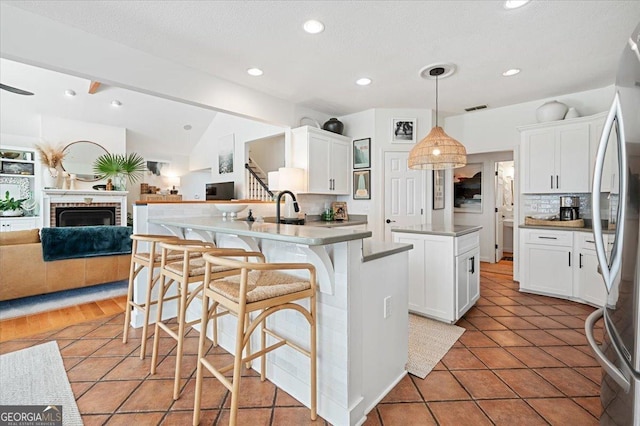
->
[391, 224, 482, 237]
[148, 216, 372, 246]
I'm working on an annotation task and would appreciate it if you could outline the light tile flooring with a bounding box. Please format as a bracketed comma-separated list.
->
[0, 259, 604, 425]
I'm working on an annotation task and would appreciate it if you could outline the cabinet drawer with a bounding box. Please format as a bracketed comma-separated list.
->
[524, 229, 572, 246]
[455, 232, 479, 255]
[576, 232, 597, 251]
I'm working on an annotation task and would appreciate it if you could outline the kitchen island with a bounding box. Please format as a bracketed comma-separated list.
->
[132, 202, 412, 425]
[392, 224, 482, 323]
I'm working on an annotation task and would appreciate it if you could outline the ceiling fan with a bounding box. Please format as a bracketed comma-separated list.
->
[0, 83, 34, 96]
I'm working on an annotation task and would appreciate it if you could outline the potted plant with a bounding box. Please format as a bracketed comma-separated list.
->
[93, 152, 146, 190]
[0, 191, 26, 217]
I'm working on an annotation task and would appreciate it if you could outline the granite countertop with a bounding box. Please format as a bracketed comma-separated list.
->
[519, 224, 616, 234]
[391, 224, 482, 237]
[362, 240, 413, 262]
[305, 214, 368, 228]
[149, 216, 372, 246]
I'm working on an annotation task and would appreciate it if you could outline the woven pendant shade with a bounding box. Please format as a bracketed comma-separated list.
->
[408, 126, 467, 170]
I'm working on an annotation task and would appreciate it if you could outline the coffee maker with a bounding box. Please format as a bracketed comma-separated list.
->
[559, 196, 580, 221]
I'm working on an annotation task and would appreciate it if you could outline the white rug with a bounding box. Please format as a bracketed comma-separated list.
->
[0, 341, 83, 425]
[0, 280, 127, 320]
[407, 313, 465, 379]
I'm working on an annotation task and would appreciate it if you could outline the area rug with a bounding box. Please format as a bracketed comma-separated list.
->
[0, 341, 83, 425]
[407, 313, 465, 379]
[0, 280, 128, 320]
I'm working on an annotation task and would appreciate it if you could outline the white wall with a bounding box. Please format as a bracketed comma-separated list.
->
[248, 134, 285, 174]
[190, 113, 285, 198]
[444, 86, 614, 154]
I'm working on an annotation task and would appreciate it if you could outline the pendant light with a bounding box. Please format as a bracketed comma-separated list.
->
[408, 66, 467, 170]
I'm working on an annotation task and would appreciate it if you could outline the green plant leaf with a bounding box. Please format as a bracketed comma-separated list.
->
[93, 152, 146, 183]
[0, 190, 26, 211]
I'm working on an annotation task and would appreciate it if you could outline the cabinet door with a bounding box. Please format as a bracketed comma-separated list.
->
[522, 244, 573, 296]
[0, 218, 37, 232]
[556, 124, 590, 192]
[523, 128, 556, 192]
[330, 140, 350, 194]
[590, 119, 619, 193]
[307, 134, 331, 193]
[455, 247, 480, 319]
[576, 250, 607, 307]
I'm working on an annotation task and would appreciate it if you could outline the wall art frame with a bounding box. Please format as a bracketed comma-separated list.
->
[391, 118, 416, 144]
[353, 169, 371, 200]
[353, 138, 371, 169]
[433, 169, 444, 210]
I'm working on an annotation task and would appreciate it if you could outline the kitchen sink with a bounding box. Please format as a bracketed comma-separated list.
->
[263, 217, 305, 225]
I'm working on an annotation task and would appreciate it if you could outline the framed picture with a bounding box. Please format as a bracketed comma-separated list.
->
[391, 118, 416, 143]
[331, 201, 349, 220]
[433, 169, 444, 210]
[353, 170, 371, 200]
[454, 163, 483, 213]
[353, 138, 371, 169]
[146, 160, 170, 176]
[218, 133, 235, 175]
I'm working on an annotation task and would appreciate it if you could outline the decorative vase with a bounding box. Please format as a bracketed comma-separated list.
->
[322, 118, 344, 135]
[564, 107, 580, 119]
[43, 167, 58, 189]
[114, 174, 127, 191]
[536, 100, 568, 123]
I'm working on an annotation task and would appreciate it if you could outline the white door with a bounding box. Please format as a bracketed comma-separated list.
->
[495, 163, 504, 262]
[384, 151, 424, 242]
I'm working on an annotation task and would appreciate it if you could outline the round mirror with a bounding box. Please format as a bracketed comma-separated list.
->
[61, 141, 108, 182]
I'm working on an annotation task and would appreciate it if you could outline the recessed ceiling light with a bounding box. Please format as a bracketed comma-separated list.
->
[183, 124, 192, 131]
[110, 100, 122, 107]
[504, 0, 531, 9]
[502, 68, 521, 77]
[64, 89, 76, 97]
[303, 20, 325, 34]
[247, 68, 263, 77]
[356, 77, 372, 86]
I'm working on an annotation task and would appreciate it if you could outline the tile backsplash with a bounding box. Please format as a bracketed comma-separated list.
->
[522, 193, 592, 218]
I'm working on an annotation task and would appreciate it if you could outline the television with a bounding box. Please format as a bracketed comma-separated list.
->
[205, 182, 234, 200]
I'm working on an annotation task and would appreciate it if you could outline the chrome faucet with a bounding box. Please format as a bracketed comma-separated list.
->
[275, 190, 299, 224]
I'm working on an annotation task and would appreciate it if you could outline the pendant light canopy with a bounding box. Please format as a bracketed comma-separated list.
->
[408, 66, 467, 170]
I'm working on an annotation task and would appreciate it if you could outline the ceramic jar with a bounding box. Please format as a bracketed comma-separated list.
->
[564, 107, 580, 119]
[536, 100, 568, 123]
[322, 118, 344, 135]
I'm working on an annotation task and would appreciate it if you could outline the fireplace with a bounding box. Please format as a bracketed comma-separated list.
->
[56, 206, 116, 227]
[42, 189, 128, 227]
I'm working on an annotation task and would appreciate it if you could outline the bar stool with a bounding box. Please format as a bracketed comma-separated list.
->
[192, 253, 317, 426]
[123, 234, 182, 359]
[150, 241, 261, 400]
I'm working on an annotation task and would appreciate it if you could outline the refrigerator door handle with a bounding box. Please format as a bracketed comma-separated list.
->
[591, 92, 628, 292]
[585, 308, 631, 392]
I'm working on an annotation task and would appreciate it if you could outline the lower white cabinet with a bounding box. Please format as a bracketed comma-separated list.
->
[0, 216, 38, 232]
[392, 230, 480, 323]
[519, 228, 607, 307]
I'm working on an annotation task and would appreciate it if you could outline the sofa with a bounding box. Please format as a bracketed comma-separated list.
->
[0, 227, 131, 301]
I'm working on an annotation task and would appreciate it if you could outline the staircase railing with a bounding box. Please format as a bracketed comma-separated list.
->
[245, 163, 273, 201]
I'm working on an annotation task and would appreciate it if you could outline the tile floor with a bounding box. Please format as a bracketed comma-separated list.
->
[0, 262, 604, 425]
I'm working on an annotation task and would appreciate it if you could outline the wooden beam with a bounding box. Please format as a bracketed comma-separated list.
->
[88, 81, 101, 94]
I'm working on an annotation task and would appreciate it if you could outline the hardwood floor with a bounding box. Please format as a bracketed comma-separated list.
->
[0, 296, 127, 342]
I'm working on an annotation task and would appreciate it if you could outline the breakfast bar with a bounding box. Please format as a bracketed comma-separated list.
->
[132, 202, 412, 425]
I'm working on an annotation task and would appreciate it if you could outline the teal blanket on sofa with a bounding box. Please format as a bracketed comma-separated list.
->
[41, 226, 132, 262]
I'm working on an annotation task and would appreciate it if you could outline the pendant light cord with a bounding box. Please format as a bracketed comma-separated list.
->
[435, 74, 439, 127]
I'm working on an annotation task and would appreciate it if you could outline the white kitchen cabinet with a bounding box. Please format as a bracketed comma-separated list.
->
[0, 217, 38, 232]
[392, 229, 480, 324]
[520, 121, 590, 193]
[573, 232, 607, 307]
[519, 228, 607, 307]
[291, 126, 351, 194]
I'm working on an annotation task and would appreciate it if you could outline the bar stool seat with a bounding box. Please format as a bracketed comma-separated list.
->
[193, 254, 317, 426]
[150, 241, 262, 401]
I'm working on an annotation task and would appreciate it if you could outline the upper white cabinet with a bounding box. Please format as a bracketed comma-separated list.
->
[290, 126, 351, 195]
[520, 121, 590, 193]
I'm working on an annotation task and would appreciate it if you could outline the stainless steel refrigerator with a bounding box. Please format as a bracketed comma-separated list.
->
[586, 22, 640, 426]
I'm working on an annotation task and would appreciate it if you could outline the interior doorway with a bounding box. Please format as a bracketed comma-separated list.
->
[495, 160, 514, 262]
